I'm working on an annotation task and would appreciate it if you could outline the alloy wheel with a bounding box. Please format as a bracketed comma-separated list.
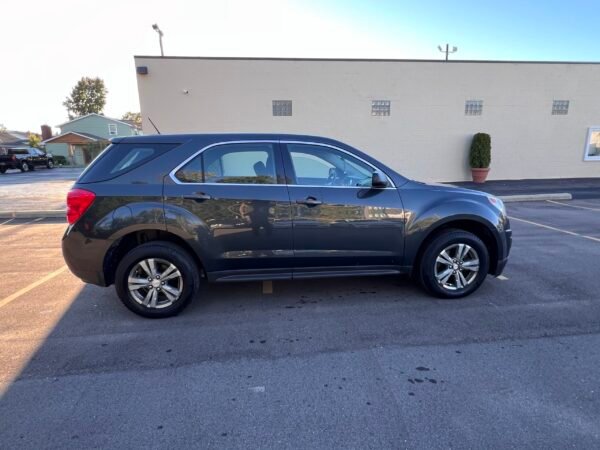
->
[127, 258, 183, 309]
[434, 243, 480, 291]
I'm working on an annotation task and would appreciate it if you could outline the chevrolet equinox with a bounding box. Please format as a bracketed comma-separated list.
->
[62, 134, 511, 317]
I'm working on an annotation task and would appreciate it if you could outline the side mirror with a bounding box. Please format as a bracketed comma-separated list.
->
[371, 170, 389, 188]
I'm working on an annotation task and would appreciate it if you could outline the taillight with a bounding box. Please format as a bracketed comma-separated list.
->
[66, 188, 96, 225]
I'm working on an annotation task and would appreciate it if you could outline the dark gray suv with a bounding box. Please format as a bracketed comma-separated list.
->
[62, 134, 511, 317]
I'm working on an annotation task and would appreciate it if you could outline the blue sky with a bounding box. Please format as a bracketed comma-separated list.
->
[313, 0, 600, 61]
[1, 0, 598, 132]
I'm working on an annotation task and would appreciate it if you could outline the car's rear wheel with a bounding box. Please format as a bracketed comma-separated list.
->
[419, 230, 489, 298]
[115, 241, 200, 318]
[20, 161, 29, 172]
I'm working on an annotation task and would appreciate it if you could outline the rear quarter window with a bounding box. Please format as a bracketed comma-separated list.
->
[78, 143, 178, 183]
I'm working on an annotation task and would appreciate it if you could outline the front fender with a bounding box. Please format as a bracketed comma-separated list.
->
[402, 192, 505, 267]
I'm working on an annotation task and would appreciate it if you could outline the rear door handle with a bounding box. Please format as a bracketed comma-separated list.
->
[183, 192, 212, 202]
[296, 196, 322, 206]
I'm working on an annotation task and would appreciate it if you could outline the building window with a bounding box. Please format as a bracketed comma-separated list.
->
[465, 100, 483, 116]
[552, 100, 569, 115]
[371, 100, 391, 116]
[584, 127, 600, 161]
[108, 124, 118, 136]
[272, 100, 292, 116]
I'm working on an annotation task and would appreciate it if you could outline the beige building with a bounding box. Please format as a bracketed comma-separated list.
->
[134, 56, 600, 182]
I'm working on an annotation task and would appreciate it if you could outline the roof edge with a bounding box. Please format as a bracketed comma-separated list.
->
[57, 113, 137, 129]
[42, 131, 100, 144]
[133, 55, 600, 65]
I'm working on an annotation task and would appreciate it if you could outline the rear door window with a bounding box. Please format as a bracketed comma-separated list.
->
[175, 142, 280, 184]
[78, 143, 179, 183]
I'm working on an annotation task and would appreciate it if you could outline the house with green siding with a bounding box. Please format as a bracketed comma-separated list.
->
[43, 113, 140, 165]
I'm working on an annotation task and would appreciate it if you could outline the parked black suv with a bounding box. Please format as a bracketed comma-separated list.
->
[62, 134, 511, 317]
[0, 147, 54, 173]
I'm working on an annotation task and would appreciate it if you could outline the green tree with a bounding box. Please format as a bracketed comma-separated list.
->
[63, 77, 107, 119]
[28, 133, 41, 148]
[121, 111, 142, 126]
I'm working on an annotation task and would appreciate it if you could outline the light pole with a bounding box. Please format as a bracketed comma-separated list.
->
[152, 23, 164, 57]
[438, 44, 457, 61]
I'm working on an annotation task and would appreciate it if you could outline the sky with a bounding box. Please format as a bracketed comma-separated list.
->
[1, 0, 599, 133]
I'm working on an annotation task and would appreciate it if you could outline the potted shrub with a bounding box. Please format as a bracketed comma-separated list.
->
[469, 132, 491, 183]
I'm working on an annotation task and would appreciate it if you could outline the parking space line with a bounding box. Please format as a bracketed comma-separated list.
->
[546, 200, 600, 212]
[0, 266, 68, 309]
[1, 217, 44, 231]
[0, 218, 14, 225]
[497, 275, 509, 281]
[509, 216, 600, 243]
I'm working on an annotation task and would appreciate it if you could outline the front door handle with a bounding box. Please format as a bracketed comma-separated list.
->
[183, 192, 212, 202]
[296, 196, 322, 206]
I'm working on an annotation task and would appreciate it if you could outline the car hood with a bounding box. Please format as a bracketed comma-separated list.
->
[402, 180, 490, 198]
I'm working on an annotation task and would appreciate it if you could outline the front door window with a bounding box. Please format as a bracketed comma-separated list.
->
[287, 144, 373, 187]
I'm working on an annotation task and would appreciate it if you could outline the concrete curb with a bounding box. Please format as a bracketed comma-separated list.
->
[0, 210, 66, 219]
[499, 193, 572, 202]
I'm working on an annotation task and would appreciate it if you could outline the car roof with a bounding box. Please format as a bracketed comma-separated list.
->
[112, 133, 345, 145]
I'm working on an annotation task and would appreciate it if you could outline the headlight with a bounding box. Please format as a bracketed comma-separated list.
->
[487, 196, 506, 214]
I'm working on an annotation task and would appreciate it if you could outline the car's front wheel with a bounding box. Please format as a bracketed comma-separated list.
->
[419, 230, 489, 298]
[47, 159, 54, 169]
[115, 242, 201, 318]
[20, 161, 30, 172]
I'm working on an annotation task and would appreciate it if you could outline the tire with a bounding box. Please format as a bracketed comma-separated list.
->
[0, 167, 6, 174]
[47, 159, 54, 169]
[418, 229, 489, 299]
[20, 161, 29, 172]
[114, 241, 201, 318]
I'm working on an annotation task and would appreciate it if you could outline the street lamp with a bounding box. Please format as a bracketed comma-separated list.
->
[152, 23, 164, 57]
[438, 44, 458, 61]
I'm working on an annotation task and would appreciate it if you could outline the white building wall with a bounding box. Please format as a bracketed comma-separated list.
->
[134, 57, 600, 182]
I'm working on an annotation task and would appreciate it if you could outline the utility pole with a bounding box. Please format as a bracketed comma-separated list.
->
[152, 24, 164, 57]
[438, 44, 458, 61]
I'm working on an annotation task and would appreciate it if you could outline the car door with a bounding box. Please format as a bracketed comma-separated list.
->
[281, 142, 405, 274]
[163, 141, 294, 278]
[33, 149, 45, 166]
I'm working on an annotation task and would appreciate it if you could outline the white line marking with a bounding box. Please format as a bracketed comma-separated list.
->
[0, 218, 14, 225]
[510, 216, 600, 243]
[262, 280, 273, 294]
[0, 266, 68, 309]
[3, 217, 44, 228]
[497, 275, 509, 281]
[248, 386, 265, 393]
[546, 200, 600, 212]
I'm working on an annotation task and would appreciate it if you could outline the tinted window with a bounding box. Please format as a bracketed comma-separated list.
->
[9, 149, 28, 155]
[287, 144, 373, 187]
[78, 143, 178, 183]
[176, 143, 278, 184]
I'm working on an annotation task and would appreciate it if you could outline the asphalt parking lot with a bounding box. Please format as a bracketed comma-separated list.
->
[1, 199, 599, 449]
[0, 168, 81, 212]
